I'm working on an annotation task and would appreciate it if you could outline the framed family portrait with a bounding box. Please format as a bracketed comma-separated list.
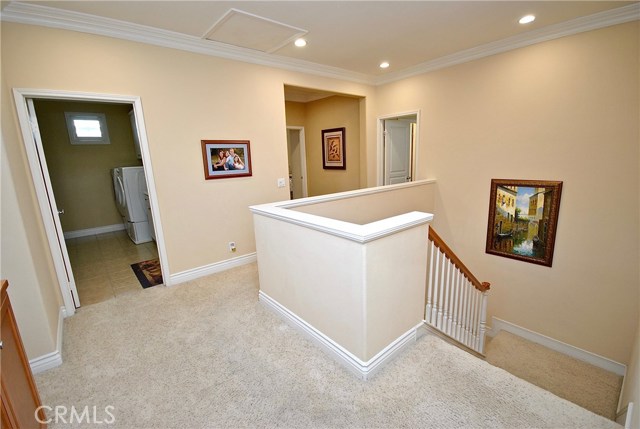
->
[201, 140, 252, 180]
[322, 127, 346, 170]
[485, 179, 563, 267]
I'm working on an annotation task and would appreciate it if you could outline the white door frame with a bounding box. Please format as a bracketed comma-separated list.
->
[376, 110, 420, 186]
[12, 88, 171, 317]
[286, 126, 308, 198]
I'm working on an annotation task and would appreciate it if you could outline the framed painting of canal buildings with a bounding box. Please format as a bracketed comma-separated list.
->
[485, 179, 563, 267]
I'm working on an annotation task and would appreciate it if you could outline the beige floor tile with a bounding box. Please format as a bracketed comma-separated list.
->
[76, 277, 111, 292]
[78, 284, 114, 305]
[113, 282, 143, 297]
[108, 267, 137, 282]
[101, 250, 131, 262]
[112, 276, 143, 290]
[75, 253, 103, 266]
[104, 257, 137, 271]
[122, 248, 151, 259]
[74, 265, 107, 281]
[65, 231, 160, 307]
[98, 244, 125, 254]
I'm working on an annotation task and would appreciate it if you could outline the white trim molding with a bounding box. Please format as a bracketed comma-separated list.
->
[616, 402, 635, 429]
[0, 2, 372, 85]
[169, 252, 257, 285]
[1, 2, 637, 86]
[488, 317, 626, 376]
[259, 291, 421, 380]
[30, 306, 65, 374]
[250, 180, 434, 244]
[374, 3, 640, 85]
[63, 223, 125, 239]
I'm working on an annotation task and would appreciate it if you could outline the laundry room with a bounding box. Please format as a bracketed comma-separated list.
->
[33, 99, 162, 306]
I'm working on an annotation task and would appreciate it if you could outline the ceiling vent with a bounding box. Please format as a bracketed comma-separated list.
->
[203, 8, 307, 53]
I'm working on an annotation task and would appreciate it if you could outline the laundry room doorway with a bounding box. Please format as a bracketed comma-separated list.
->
[13, 89, 169, 315]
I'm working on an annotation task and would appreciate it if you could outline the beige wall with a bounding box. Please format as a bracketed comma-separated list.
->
[285, 101, 305, 126]
[1, 22, 375, 358]
[1, 144, 59, 359]
[375, 22, 639, 364]
[254, 200, 429, 361]
[285, 96, 363, 196]
[35, 100, 141, 232]
[2, 19, 637, 369]
[1, 77, 62, 359]
[292, 181, 436, 224]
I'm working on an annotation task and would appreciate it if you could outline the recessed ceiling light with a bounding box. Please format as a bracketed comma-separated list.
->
[379, 61, 390, 69]
[294, 38, 307, 47]
[519, 15, 536, 24]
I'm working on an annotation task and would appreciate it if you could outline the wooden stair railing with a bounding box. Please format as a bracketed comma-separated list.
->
[425, 227, 491, 355]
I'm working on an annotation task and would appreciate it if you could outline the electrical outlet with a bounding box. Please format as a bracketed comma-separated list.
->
[229, 242, 236, 253]
[277, 178, 286, 188]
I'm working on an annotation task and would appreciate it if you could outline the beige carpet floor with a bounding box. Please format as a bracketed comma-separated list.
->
[35, 263, 622, 429]
[485, 331, 623, 421]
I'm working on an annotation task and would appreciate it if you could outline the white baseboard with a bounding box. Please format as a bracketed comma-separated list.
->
[259, 290, 421, 380]
[169, 252, 257, 285]
[616, 402, 634, 429]
[488, 317, 626, 376]
[30, 306, 65, 374]
[63, 223, 125, 239]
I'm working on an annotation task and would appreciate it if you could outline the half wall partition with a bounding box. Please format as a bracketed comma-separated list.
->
[250, 180, 435, 379]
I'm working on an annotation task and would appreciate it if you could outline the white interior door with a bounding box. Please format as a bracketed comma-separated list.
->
[384, 119, 413, 185]
[26, 98, 80, 309]
[286, 127, 308, 199]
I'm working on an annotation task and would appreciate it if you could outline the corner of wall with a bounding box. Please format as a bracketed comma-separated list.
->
[30, 306, 65, 374]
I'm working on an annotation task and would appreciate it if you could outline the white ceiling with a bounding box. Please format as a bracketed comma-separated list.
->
[2, 1, 638, 84]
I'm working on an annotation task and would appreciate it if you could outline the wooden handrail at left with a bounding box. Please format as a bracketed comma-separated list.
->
[428, 227, 490, 292]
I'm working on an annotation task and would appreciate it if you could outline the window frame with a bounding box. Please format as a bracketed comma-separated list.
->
[64, 112, 110, 145]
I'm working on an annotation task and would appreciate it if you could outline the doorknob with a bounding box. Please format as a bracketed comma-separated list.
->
[58, 209, 65, 215]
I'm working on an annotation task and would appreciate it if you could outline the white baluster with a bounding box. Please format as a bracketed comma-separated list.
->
[469, 287, 478, 349]
[442, 258, 451, 335]
[450, 268, 459, 339]
[461, 277, 469, 345]
[424, 231, 490, 353]
[431, 247, 440, 325]
[426, 241, 435, 323]
[478, 290, 489, 354]
[437, 249, 446, 328]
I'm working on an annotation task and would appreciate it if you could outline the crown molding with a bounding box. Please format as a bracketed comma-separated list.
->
[0, 2, 374, 85]
[2, 2, 638, 87]
[374, 3, 640, 85]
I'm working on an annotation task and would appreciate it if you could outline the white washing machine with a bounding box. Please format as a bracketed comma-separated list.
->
[112, 166, 152, 244]
[143, 191, 156, 241]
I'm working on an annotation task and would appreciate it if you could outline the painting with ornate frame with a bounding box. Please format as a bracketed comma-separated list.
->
[201, 140, 252, 180]
[322, 127, 346, 170]
[485, 179, 563, 267]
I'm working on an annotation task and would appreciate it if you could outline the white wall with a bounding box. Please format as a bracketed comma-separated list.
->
[619, 318, 639, 427]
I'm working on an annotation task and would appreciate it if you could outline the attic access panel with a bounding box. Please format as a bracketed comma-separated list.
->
[203, 8, 306, 53]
